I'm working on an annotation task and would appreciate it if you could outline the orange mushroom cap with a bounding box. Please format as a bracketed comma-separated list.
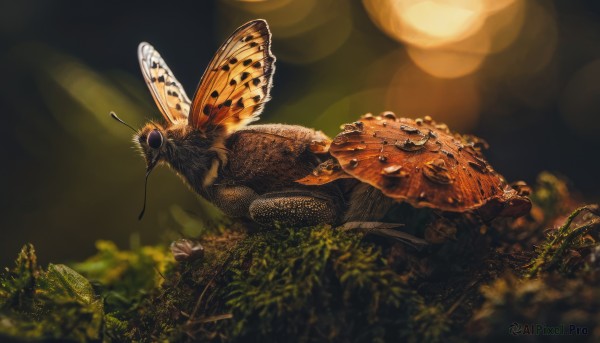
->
[298, 112, 531, 217]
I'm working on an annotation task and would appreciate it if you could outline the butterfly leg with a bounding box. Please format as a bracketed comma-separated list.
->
[209, 185, 259, 218]
[249, 190, 339, 227]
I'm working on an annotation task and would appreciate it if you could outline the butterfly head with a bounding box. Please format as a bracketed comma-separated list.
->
[135, 122, 168, 172]
[135, 120, 225, 190]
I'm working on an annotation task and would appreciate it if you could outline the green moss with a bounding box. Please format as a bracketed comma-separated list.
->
[0, 242, 175, 342]
[223, 226, 447, 342]
[0, 245, 103, 342]
[129, 226, 449, 342]
[72, 240, 173, 302]
[528, 206, 600, 277]
[470, 274, 600, 340]
[530, 171, 572, 217]
[71, 239, 175, 341]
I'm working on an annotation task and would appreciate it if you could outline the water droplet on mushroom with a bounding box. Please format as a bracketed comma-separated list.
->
[465, 135, 490, 150]
[423, 158, 454, 185]
[381, 165, 409, 178]
[381, 111, 397, 121]
[400, 125, 421, 135]
[382, 121, 387, 127]
[379, 155, 388, 163]
[441, 149, 455, 159]
[349, 158, 359, 168]
[468, 156, 488, 173]
[395, 135, 430, 152]
[423, 116, 433, 124]
[415, 118, 424, 126]
[362, 113, 374, 120]
[418, 192, 427, 201]
[342, 122, 363, 133]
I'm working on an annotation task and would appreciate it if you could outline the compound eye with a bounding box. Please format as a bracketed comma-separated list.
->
[147, 130, 163, 149]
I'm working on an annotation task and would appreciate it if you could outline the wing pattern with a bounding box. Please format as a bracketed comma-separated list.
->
[188, 20, 276, 134]
[138, 42, 191, 124]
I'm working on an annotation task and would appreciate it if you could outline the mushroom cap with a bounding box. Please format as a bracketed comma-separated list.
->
[298, 112, 531, 216]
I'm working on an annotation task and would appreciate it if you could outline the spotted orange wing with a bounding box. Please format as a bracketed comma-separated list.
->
[188, 19, 276, 134]
[138, 42, 191, 125]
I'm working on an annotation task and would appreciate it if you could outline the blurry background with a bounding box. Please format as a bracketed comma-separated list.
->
[1, 0, 600, 265]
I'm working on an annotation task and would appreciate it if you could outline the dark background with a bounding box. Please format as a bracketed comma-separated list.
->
[1, 0, 600, 265]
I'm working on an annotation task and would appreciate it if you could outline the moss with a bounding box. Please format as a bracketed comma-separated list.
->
[530, 171, 573, 217]
[0, 241, 175, 342]
[129, 226, 449, 342]
[223, 226, 447, 342]
[0, 245, 103, 342]
[72, 239, 175, 341]
[72, 240, 173, 303]
[527, 206, 600, 277]
[469, 274, 600, 341]
[2, 172, 600, 342]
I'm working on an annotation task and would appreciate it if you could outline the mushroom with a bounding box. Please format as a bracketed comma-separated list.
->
[298, 112, 531, 217]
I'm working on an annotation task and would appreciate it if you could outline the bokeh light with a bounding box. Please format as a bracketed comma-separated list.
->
[363, 0, 532, 78]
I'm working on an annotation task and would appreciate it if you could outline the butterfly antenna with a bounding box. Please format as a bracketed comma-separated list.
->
[110, 111, 138, 133]
[138, 169, 152, 220]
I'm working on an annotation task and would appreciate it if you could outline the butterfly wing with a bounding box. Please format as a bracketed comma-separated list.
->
[138, 42, 191, 125]
[188, 19, 276, 134]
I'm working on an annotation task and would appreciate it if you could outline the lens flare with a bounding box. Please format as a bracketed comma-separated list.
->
[363, 0, 527, 78]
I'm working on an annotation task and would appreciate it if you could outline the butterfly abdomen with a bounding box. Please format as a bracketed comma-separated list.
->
[221, 124, 330, 194]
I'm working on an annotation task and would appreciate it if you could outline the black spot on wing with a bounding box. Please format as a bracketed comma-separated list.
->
[236, 98, 244, 109]
[203, 105, 212, 116]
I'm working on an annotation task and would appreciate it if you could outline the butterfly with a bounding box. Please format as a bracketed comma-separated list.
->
[138, 19, 275, 134]
[115, 19, 276, 220]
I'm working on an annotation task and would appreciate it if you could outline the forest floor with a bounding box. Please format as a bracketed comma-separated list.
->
[1, 172, 600, 342]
